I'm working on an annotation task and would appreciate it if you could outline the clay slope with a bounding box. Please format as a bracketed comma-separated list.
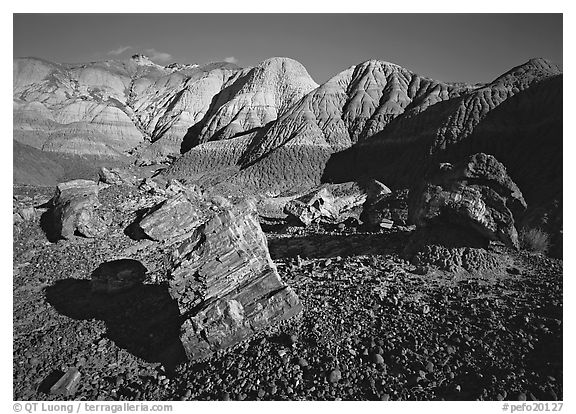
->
[14, 56, 317, 168]
[13, 55, 245, 160]
[194, 57, 318, 144]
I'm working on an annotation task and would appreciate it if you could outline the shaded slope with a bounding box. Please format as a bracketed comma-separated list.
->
[333, 59, 562, 192]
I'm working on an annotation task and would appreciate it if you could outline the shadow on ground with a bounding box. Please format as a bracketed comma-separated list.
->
[40, 209, 61, 243]
[45, 271, 185, 370]
[267, 231, 410, 260]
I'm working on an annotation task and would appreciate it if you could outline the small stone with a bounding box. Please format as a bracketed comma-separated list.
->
[518, 392, 527, 401]
[297, 357, 309, 367]
[426, 361, 434, 373]
[548, 389, 558, 401]
[328, 369, 342, 383]
[371, 354, 385, 365]
[381, 393, 390, 401]
[257, 388, 266, 398]
[288, 334, 298, 345]
[49, 368, 81, 396]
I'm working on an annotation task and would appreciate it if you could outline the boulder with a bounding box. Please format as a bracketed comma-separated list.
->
[361, 187, 408, 229]
[284, 182, 367, 226]
[409, 153, 527, 249]
[168, 200, 302, 361]
[50, 179, 106, 239]
[91, 259, 148, 294]
[98, 167, 138, 186]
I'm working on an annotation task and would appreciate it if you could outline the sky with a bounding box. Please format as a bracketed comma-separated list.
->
[13, 13, 563, 86]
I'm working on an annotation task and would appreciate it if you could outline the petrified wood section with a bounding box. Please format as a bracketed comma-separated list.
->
[284, 183, 367, 226]
[51, 179, 106, 239]
[409, 153, 527, 249]
[137, 192, 215, 242]
[169, 200, 302, 361]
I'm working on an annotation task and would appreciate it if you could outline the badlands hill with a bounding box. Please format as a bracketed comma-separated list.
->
[165, 58, 561, 203]
[14, 55, 562, 212]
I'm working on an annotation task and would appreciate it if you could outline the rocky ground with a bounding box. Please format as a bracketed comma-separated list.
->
[13, 184, 562, 401]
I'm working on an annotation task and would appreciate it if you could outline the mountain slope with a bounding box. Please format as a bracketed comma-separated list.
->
[338, 59, 562, 189]
[240, 60, 474, 166]
[13, 56, 318, 166]
[13, 56, 246, 160]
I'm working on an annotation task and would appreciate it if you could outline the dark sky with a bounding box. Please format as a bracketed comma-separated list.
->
[13, 14, 562, 84]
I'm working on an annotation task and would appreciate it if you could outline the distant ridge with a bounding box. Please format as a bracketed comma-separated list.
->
[14, 56, 562, 220]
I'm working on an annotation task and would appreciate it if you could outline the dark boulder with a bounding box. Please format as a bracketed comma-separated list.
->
[361, 187, 409, 229]
[409, 153, 527, 249]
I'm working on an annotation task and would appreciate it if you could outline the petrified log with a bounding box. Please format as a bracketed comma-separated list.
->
[137, 192, 215, 242]
[284, 182, 367, 226]
[168, 199, 302, 361]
